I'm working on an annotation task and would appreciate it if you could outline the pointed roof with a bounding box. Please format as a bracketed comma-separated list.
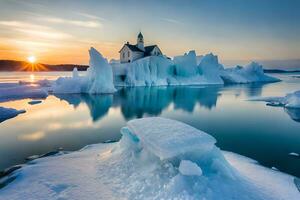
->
[138, 32, 143, 38]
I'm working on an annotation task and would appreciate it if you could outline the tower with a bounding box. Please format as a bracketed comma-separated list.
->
[137, 32, 144, 51]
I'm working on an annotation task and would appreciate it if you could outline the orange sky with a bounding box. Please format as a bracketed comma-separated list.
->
[0, 1, 299, 65]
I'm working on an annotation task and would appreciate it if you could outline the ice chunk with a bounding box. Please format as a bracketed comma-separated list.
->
[251, 90, 300, 109]
[72, 67, 79, 78]
[87, 47, 116, 94]
[52, 47, 116, 94]
[0, 107, 25, 122]
[179, 160, 202, 176]
[288, 152, 299, 157]
[126, 117, 216, 160]
[221, 62, 280, 84]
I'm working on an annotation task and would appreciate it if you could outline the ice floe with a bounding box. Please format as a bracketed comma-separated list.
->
[0, 117, 298, 200]
[0, 83, 48, 103]
[250, 90, 300, 109]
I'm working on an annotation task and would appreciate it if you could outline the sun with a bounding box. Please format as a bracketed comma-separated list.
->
[27, 56, 36, 63]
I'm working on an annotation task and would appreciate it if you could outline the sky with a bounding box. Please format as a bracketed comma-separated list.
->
[0, 0, 299, 66]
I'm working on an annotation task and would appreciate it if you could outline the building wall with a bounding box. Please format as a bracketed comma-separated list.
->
[120, 46, 144, 63]
[120, 46, 131, 63]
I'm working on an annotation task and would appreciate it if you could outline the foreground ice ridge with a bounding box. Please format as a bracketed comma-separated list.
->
[0, 117, 299, 200]
[52, 48, 279, 94]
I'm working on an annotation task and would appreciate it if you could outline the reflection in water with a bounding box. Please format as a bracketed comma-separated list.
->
[55, 86, 223, 121]
[223, 82, 268, 98]
[285, 108, 300, 123]
[54, 94, 113, 121]
[18, 131, 45, 141]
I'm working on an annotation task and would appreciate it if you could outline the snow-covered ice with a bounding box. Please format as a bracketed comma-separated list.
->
[221, 62, 280, 84]
[0, 117, 298, 200]
[0, 107, 25, 123]
[125, 117, 216, 160]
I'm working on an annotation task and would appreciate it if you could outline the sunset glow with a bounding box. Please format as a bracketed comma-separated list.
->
[27, 56, 36, 63]
[0, 1, 299, 66]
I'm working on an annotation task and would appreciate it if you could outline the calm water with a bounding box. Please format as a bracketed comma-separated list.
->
[0, 72, 300, 178]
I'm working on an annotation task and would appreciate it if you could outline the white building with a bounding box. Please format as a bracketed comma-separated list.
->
[119, 32, 163, 63]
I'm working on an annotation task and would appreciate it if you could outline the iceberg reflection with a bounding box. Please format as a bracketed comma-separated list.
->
[284, 108, 300, 123]
[54, 86, 222, 121]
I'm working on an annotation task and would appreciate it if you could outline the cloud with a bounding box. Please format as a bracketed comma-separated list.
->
[0, 20, 73, 40]
[42, 17, 102, 28]
[162, 18, 184, 25]
[0, 20, 45, 29]
[77, 12, 107, 21]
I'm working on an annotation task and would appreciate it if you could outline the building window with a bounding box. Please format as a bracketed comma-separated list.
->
[123, 52, 125, 59]
[128, 51, 130, 57]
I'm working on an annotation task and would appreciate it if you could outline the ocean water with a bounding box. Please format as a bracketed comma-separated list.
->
[0, 72, 300, 177]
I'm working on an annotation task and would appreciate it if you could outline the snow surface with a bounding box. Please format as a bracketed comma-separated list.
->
[126, 117, 216, 160]
[0, 117, 298, 200]
[0, 83, 48, 103]
[251, 90, 300, 109]
[52, 47, 116, 94]
[0, 107, 25, 123]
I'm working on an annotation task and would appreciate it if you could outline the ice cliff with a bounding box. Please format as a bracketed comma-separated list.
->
[0, 117, 298, 200]
[113, 50, 279, 87]
[51, 47, 279, 94]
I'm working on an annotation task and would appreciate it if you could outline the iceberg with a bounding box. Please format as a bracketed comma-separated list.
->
[48, 48, 279, 93]
[221, 62, 280, 84]
[87, 47, 116, 94]
[52, 47, 116, 94]
[113, 50, 279, 87]
[0, 107, 25, 123]
[0, 117, 298, 200]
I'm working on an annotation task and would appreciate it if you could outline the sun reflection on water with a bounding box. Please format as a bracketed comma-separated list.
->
[30, 74, 35, 82]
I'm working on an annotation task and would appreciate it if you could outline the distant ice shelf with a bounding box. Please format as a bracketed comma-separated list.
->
[0, 117, 298, 200]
